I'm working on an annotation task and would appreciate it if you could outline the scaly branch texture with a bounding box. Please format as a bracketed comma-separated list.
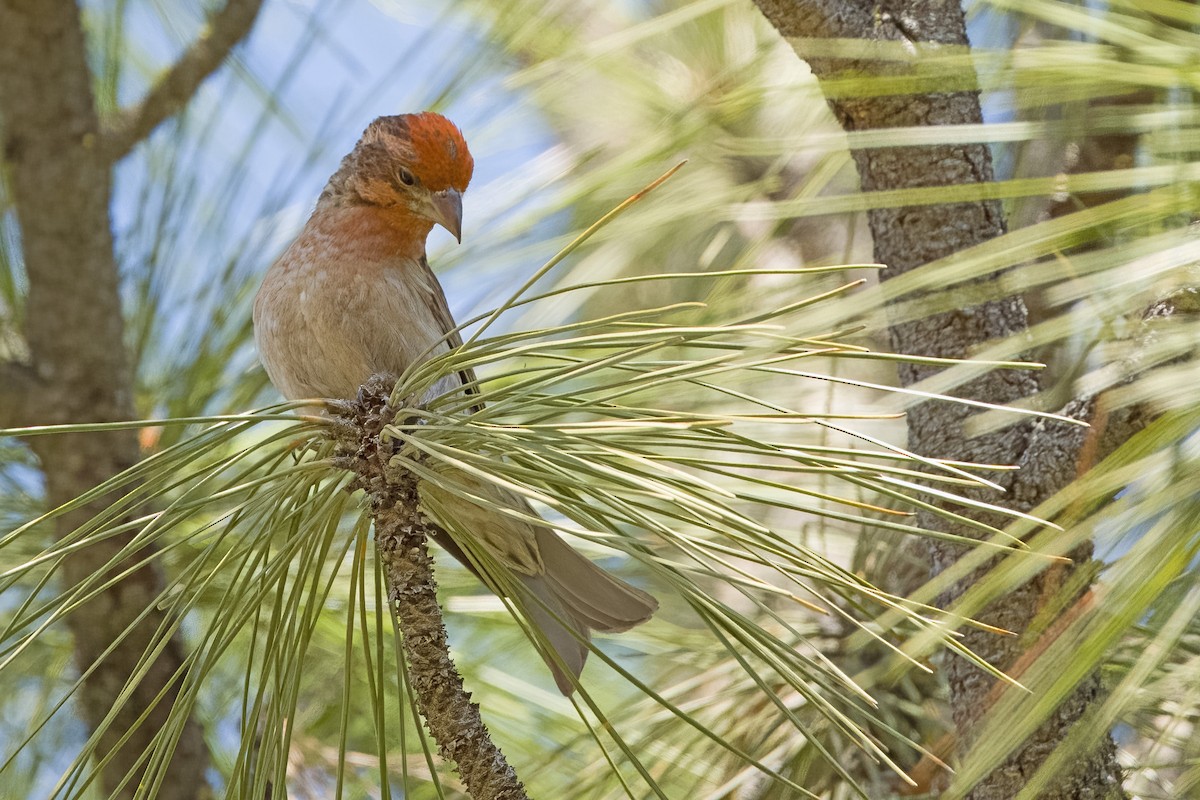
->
[751, 2, 1125, 798]
[101, 0, 265, 162]
[334, 376, 529, 800]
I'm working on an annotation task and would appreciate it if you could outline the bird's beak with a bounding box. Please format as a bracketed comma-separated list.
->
[429, 189, 463, 243]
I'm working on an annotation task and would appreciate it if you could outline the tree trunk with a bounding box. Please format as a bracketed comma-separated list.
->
[751, 1, 1126, 797]
[334, 377, 530, 800]
[0, 1, 211, 795]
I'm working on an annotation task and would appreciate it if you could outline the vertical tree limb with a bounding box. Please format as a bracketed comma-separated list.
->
[0, 0, 264, 795]
[751, 2, 1126, 798]
[335, 377, 530, 800]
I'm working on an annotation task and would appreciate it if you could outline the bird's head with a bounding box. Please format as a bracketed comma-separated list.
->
[321, 112, 474, 241]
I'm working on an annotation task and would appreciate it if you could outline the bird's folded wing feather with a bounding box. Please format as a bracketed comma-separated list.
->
[418, 470, 545, 575]
[413, 254, 480, 404]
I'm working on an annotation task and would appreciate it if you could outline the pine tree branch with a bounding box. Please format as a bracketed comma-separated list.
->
[100, 0, 265, 163]
[336, 376, 530, 800]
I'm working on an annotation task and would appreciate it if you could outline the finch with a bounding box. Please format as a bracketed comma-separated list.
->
[253, 112, 657, 693]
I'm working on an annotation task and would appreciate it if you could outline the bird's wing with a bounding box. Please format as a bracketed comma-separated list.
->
[416, 254, 480, 404]
[410, 255, 540, 570]
[419, 471, 545, 575]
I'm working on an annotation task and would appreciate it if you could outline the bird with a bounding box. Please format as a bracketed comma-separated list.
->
[253, 112, 657, 694]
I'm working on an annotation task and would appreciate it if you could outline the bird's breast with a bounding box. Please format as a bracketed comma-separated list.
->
[254, 211, 447, 402]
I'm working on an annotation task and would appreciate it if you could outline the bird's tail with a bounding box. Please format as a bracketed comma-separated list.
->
[418, 475, 657, 694]
[519, 528, 657, 693]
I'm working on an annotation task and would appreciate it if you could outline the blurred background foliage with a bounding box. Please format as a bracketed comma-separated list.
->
[3, 0, 1200, 797]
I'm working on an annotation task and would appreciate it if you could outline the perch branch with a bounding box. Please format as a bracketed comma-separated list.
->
[335, 376, 529, 800]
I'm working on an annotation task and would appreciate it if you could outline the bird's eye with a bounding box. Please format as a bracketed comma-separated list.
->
[398, 169, 416, 187]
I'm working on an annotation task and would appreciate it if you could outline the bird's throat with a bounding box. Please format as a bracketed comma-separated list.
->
[313, 205, 432, 264]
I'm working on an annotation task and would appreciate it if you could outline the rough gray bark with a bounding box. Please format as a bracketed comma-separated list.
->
[0, 0, 263, 795]
[751, 1, 1128, 798]
[334, 377, 530, 800]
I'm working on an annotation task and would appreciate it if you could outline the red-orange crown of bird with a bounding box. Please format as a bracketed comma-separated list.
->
[364, 112, 474, 193]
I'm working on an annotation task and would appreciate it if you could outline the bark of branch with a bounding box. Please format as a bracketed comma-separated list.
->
[335, 377, 529, 800]
[100, 0, 265, 163]
[0, 1, 211, 796]
[752, 2, 1126, 798]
